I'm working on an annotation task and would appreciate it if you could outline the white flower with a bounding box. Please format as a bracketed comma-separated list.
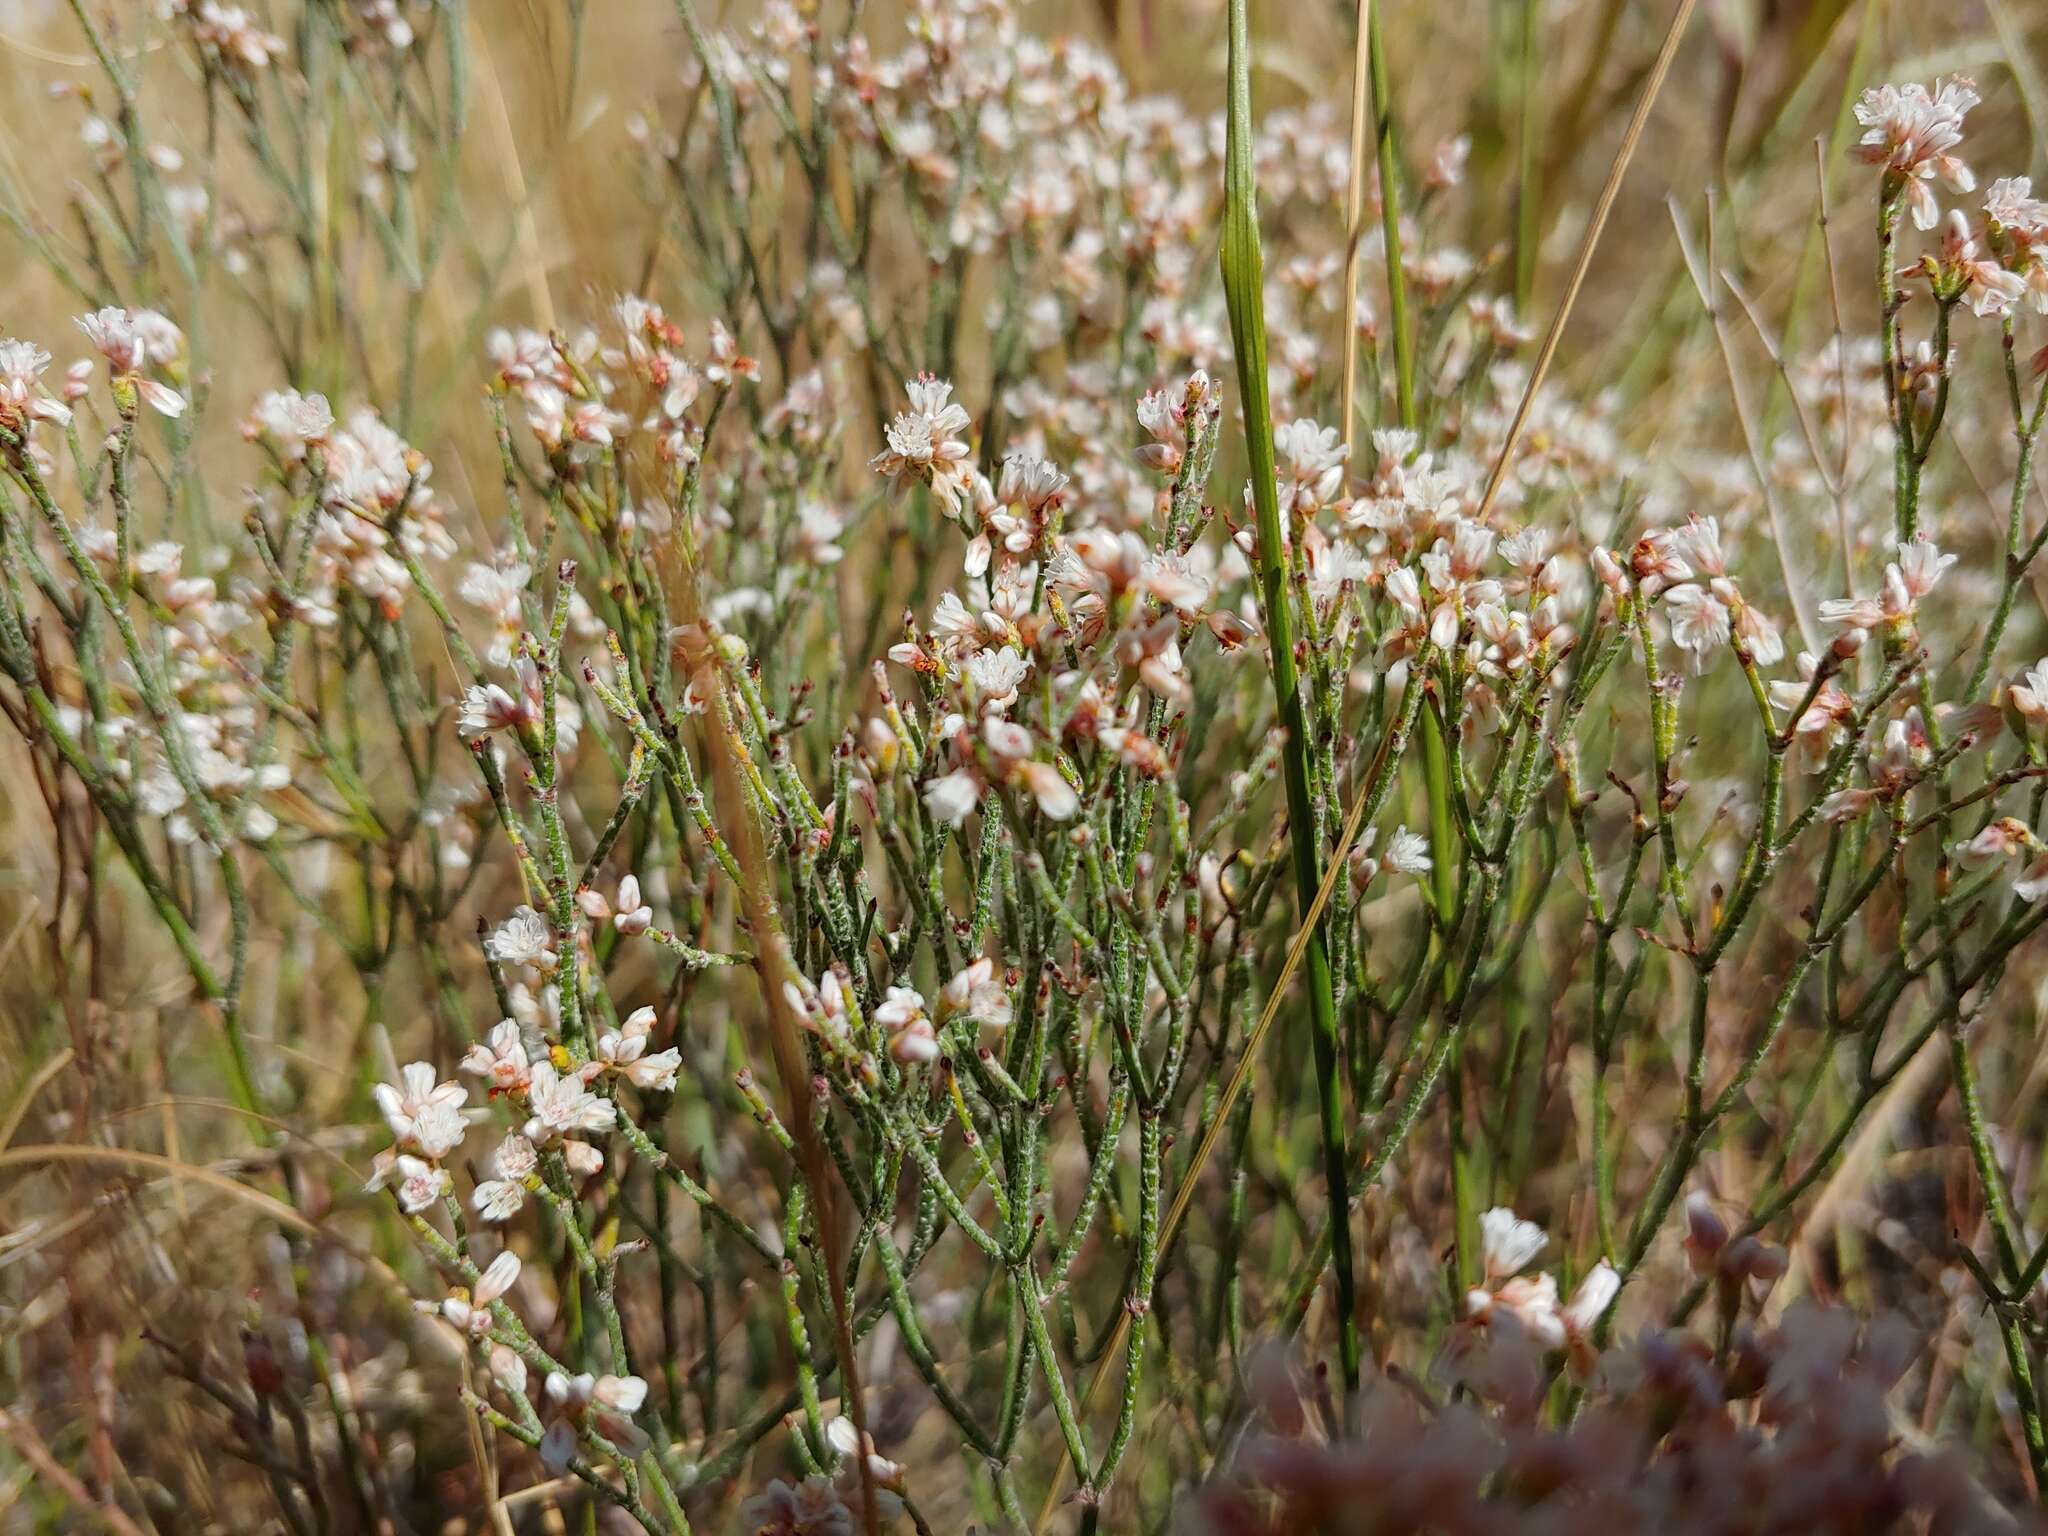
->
[876, 986, 938, 1065]
[388, 1154, 450, 1213]
[923, 769, 983, 827]
[373, 1063, 467, 1156]
[244, 389, 333, 459]
[2011, 660, 2048, 722]
[523, 1061, 617, 1142]
[939, 957, 1011, 1028]
[1855, 77, 1980, 229]
[1480, 1206, 1547, 1283]
[826, 1414, 906, 1492]
[462, 1019, 531, 1093]
[443, 1251, 520, 1335]
[1561, 1259, 1620, 1339]
[870, 374, 973, 513]
[1383, 825, 1433, 877]
[593, 1373, 646, 1414]
[1894, 534, 1956, 600]
[472, 1131, 538, 1222]
[485, 906, 559, 971]
[1664, 583, 1731, 670]
[611, 874, 653, 935]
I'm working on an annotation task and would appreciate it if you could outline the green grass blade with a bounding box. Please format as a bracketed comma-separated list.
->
[1219, 0, 1362, 1406]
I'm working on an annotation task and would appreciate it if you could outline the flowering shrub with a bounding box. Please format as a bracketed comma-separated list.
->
[7, 0, 2048, 1531]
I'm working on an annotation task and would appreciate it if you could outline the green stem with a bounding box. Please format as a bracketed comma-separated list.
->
[1219, 0, 1359, 1405]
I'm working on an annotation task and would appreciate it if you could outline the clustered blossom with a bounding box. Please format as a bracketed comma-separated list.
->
[365, 1063, 469, 1212]
[1817, 533, 1956, 635]
[18, 2, 2048, 1525]
[1854, 76, 1979, 229]
[0, 340, 72, 455]
[592, 1006, 682, 1093]
[870, 374, 975, 513]
[1448, 1207, 1619, 1393]
[75, 306, 189, 419]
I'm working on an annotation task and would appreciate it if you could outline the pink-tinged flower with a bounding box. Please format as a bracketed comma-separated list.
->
[1470, 1272, 1565, 1349]
[462, 1019, 532, 1094]
[1273, 416, 1347, 516]
[1934, 211, 2027, 316]
[1770, 652, 1856, 769]
[0, 340, 73, 440]
[1663, 584, 1731, 671]
[1590, 544, 1628, 595]
[875, 985, 938, 1065]
[1683, 1193, 1730, 1275]
[243, 388, 332, 459]
[611, 874, 653, 935]
[75, 307, 187, 417]
[1023, 756, 1091, 822]
[458, 682, 533, 739]
[964, 644, 1030, 712]
[938, 957, 1011, 1028]
[870, 374, 973, 514]
[364, 1151, 450, 1213]
[1136, 387, 1184, 472]
[442, 1251, 520, 1336]
[1958, 817, 2032, 867]
[1629, 530, 1693, 595]
[1817, 593, 1885, 632]
[1873, 709, 1930, 792]
[1818, 787, 1878, 824]
[595, 1008, 681, 1092]
[2012, 849, 2048, 902]
[473, 1133, 536, 1222]
[703, 320, 758, 387]
[522, 1061, 617, 1142]
[1893, 534, 1956, 600]
[190, 3, 289, 73]
[2010, 659, 2048, 724]
[1712, 578, 1784, 667]
[1854, 77, 1979, 230]
[488, 1345, 527, 1397]
[922, 768, 983, 828]
[373, 1062, 468, 1156]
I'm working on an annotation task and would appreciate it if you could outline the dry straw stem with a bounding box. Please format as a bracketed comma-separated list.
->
[656, 537, 882, 1536]
[0, 1407, 150, 1536]
[1039, 0, 1703, 1518]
